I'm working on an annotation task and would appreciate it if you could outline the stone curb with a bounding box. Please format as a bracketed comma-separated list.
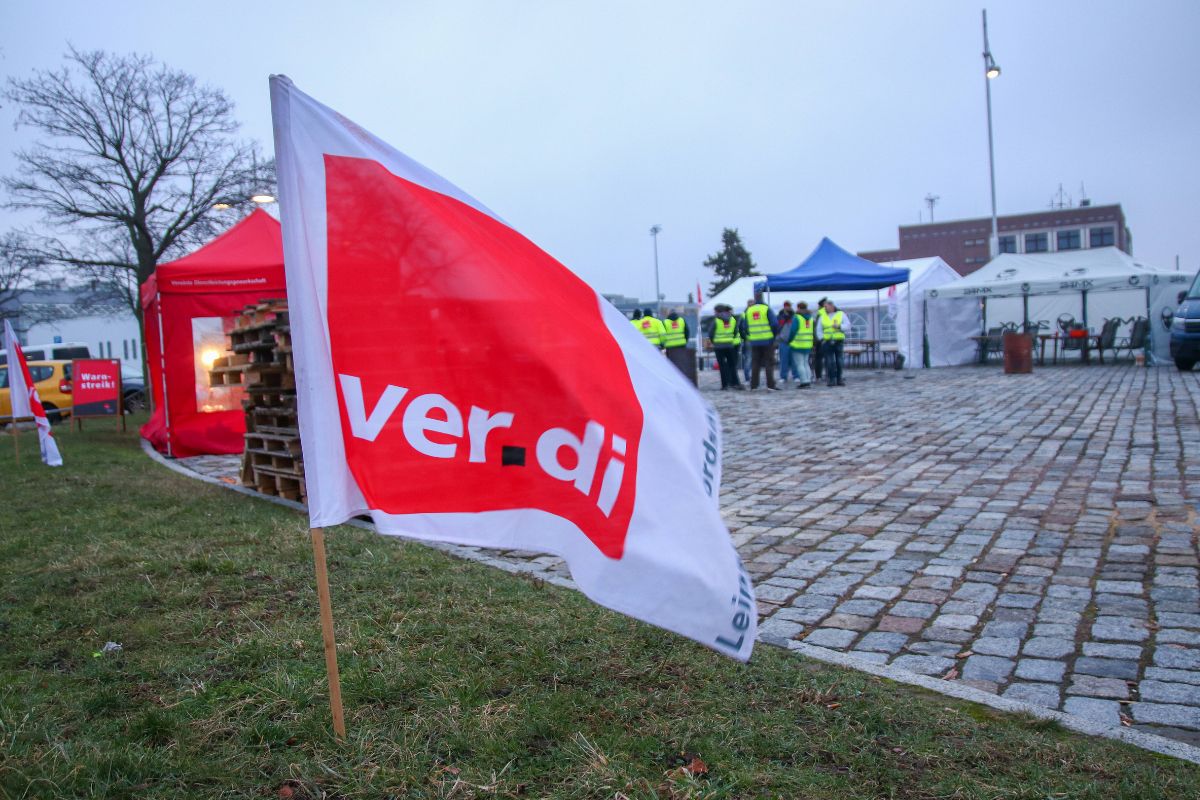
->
[141, 440, 1200, 766]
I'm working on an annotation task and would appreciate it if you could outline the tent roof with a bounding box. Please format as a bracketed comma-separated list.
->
[142, 209, 286, 303]
[928, 247, 1166, 299]
[703, 257, 956, 316]
[755, 237, 910, 292]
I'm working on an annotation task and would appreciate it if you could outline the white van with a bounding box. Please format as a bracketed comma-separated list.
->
[0, 340, 92, 366]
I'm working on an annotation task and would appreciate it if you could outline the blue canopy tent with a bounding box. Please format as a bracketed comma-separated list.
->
[754, 237, 910, 291]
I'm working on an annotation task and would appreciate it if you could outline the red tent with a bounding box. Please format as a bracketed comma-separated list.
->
[140, 209, 287, 457]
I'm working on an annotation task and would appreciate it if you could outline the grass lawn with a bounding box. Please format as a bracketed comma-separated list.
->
[1, 421, 1197, 799]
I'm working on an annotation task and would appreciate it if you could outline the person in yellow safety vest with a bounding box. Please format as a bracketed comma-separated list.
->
[630, 308, 643, 329]
[738, 301, 751, 383]
[776, 302, 798, 384]
[705, 304, 744, 390]
[739, 291, 780, 390]
[816, 298, 850, 387]
[636, 307, 666, 349]
[661, 309, 688, 349]
[788, 301, 815, 388]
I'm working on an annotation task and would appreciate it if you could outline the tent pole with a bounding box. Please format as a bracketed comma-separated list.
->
[923, 297, 929, 368]
[906, 280, 912, 368]
[1022, 295, 1029, 332]
[155, 290, 173, 458]
[981, 298, 988, 334]
[875, 289, 880, 339]
[1144, 286, 1152, 367]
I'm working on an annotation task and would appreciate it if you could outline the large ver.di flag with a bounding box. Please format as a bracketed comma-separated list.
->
[270, 77, 755, 660]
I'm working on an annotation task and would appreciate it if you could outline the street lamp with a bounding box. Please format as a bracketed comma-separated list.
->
[982, 9, 1001, 259]
[212, 193, 276, 212]
[649, 224, 663, 316]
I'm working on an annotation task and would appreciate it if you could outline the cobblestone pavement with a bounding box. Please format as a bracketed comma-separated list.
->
[177, 364, 1200, 745]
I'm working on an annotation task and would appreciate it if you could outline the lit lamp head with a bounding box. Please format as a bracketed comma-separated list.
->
[250, 193, 276, 204]
[985, 53, 1001, 79]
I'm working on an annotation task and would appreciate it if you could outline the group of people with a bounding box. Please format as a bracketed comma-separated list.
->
[630, 307, 690, 350]
[705, 292, 850, 391]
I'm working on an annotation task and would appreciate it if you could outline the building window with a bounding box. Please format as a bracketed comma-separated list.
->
[1057, 229, 1082, 250]
[1025, 232, 1048, 253]
[881, 312, 897, 342]
[1090, 226, 1115, 247]
[999, 235, 1017, 253]
[848, 312, 870, 340]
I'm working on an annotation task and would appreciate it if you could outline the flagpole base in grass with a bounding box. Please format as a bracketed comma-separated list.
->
[310, 526, 347, 740]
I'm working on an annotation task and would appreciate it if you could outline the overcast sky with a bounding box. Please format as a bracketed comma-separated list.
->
[3, 1, 1198, 302]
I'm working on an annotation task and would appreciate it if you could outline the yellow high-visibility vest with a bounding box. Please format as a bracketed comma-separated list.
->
[661, 318, 687, 348]
[790, 315, 815, 349]
[744, 304, 773, 342]
[819, 308, 845, 342]
[712, 317, 738, 346]
[638, 317, 664, 346]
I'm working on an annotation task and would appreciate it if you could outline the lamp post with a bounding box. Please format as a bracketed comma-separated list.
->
[649, 224, 663, 316]
[982, 9, 1001, 259]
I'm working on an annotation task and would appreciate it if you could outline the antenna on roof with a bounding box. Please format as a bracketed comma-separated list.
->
[924, 193, 940, 222]
[1079, 182, 1090, 207]
[1049, 183, 1071, 209]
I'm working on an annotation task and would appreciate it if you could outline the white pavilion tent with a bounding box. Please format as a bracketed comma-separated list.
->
[702, 256, 964, 368]
[925, 247, 1188, 365]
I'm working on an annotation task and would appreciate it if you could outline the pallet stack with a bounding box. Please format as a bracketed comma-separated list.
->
[208, 299, 306, 503]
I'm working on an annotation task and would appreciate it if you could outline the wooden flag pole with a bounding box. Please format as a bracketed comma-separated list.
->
[310, 527, 347, 739]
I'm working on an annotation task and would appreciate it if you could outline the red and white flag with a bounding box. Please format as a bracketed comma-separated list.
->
[3, 319, 63, 467]
[887, 284, 899, 320]
[270, 78, 754, 660]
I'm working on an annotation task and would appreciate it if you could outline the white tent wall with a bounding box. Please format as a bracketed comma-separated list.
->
[925, 297, 982, 366]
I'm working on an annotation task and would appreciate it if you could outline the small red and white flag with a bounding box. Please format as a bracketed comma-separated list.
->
[3, 319, 63, 467]
[887, 284, 899, 320]
[270, 78, 754, 660]
[696, 282, 703, 306]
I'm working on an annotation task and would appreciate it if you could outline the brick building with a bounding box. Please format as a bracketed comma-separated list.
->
[859, 202, 1132, 276]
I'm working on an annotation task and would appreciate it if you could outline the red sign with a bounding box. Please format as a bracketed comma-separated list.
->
[72, 359, 123, 417]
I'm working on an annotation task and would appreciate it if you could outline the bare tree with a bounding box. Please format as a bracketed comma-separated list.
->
[3, 47, 273, 331]
[0, 231, 39, 324]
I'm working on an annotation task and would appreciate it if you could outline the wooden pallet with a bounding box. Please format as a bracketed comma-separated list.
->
[248, 406, 298, 434]
[221, 298, 306, 504]
[244, 387, 296, 408]
[252, 465, 306, 501]
[235, 299, 289, 330]
[245, 431, 302, 455]
[243, 364, 295, 390]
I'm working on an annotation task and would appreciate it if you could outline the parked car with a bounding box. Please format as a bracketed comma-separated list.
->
[0, 340, 90, 366]
[1170, 269, 1200, 371]
[0, 359, 74, 423]
[121, 369, 146, 413]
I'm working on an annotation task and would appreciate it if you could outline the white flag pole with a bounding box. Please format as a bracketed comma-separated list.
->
[310, 527, 347, 739]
